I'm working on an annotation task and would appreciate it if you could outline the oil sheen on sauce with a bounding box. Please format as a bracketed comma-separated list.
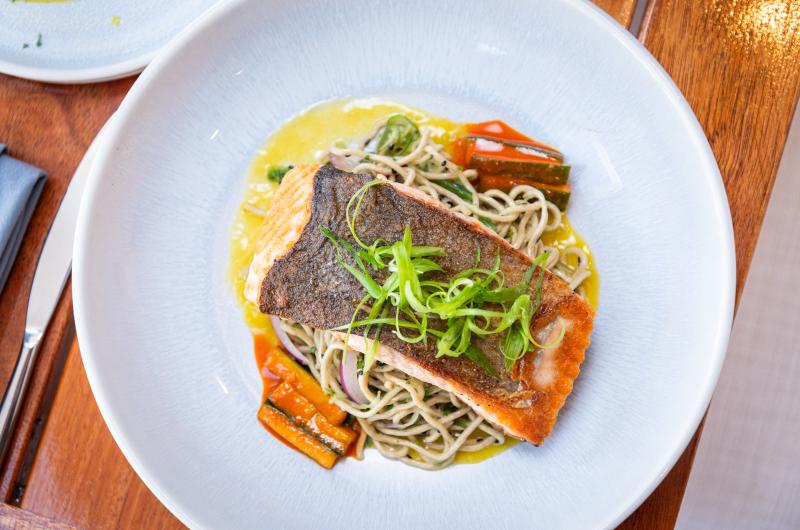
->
[228, 97, 599, 465]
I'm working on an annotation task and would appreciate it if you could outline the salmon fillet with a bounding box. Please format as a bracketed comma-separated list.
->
[245, 164, 595, 445]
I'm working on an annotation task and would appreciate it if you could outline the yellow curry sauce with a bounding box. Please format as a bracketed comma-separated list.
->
[228, 98, 599, 464]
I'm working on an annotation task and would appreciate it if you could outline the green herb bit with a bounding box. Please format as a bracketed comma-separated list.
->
[478, 217, 498, 232]
[375, 115, 420, 156]
[266, 164, 293, 183]
[432, 179, 499, 232]
[35, 33, 42, 48]
[433, 179, 473, 201]
[440, 403, 458, 416]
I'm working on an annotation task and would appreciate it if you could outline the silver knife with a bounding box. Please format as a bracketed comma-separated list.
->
[0, 136, 101, 461]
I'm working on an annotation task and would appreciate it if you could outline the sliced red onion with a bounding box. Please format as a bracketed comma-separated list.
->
[339, 352, 369, 404]
[329, 152, 359, 173]
[269, 315, 308, 366]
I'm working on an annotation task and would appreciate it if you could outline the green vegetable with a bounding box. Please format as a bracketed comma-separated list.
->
[478, 217, 498, 232]
[430, 180, 498, 232]
[532, 182, 571, 211]
[434, 179, 473, 201]
[321, 179, 561, 375]
[267, 164, 293, 183]
[440, 403, 458, 416]
[375, 115, 420, 156]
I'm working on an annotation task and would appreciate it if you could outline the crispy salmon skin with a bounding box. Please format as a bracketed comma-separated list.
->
[245, 164, 595, 445]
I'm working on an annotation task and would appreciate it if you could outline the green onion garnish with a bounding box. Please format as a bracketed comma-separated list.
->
[374, 115, 421, 156]
[322, 179, 560, 374]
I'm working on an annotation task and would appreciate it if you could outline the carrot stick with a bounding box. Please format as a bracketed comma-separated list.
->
[466, 120, 561, 153]
[268, 382, 356, 454]
[264, 346, 348, 425]
[258, 405, 339, 469]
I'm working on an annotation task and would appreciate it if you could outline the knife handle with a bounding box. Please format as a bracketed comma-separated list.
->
[0, 328, 43, 465]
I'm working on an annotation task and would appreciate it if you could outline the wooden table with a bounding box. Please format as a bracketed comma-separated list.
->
[1, 1, 798, 528]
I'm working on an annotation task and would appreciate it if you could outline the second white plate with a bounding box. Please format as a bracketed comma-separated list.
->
[0, 0, 218, 83]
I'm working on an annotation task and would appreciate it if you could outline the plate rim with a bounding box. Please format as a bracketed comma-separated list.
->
[72, 0, 736, 528]
[0, 55, 149, 84]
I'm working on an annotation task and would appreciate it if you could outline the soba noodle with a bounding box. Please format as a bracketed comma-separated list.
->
[277, 119, 590, 469]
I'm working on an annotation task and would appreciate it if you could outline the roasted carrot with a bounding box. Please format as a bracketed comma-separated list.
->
[264, 346, 348, 425]
[268, 382, 357, 453]
[469, 154, 570, 185]
[258, 405, 339, 468]
[466, 120, 562, 157]
[478, 174, 571, 210]
[451, 137, 469, 167]
[465, 136, 559, 165]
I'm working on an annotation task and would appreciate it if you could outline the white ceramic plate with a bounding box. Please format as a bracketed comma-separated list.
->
[73, 0, 735, 528]
[0, 0, 217, 83]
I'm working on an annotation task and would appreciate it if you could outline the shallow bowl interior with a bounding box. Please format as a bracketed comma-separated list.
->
[74, 0, 734, 528]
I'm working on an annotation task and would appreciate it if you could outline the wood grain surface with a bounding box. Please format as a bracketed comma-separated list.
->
[593, 0, 638, 27]
[0, 75, 133, 504]
[0, 0, 798, 528]
[621, 0, 800, 528]
[0, 504, 73, 530]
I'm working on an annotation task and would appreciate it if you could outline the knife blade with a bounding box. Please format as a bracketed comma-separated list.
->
[0, 136, 100, 462]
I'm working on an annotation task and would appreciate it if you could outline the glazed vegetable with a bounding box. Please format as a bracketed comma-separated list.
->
[478, 175, 571, 210]
[264, 346, 348, 425]
[466, 135, 563, 163]
[457, 120, 571, 186]
[267, 382, 357, 453]
[468, 153, 570, 184]
[466, 136, 558, 165]
[267, 164, 294, 183]
[466, 120, 563, 161]
[258, 405, 339, 468]
[374, 115, 420, 156]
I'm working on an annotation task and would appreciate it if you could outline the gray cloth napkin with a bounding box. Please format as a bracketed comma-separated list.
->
[0, 144, 46, 295]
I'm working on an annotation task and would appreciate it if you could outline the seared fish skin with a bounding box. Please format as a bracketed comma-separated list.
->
[245, 164, 595, 445]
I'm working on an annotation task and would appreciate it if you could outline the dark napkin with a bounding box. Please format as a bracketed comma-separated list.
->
[0, 145, 46, 295]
